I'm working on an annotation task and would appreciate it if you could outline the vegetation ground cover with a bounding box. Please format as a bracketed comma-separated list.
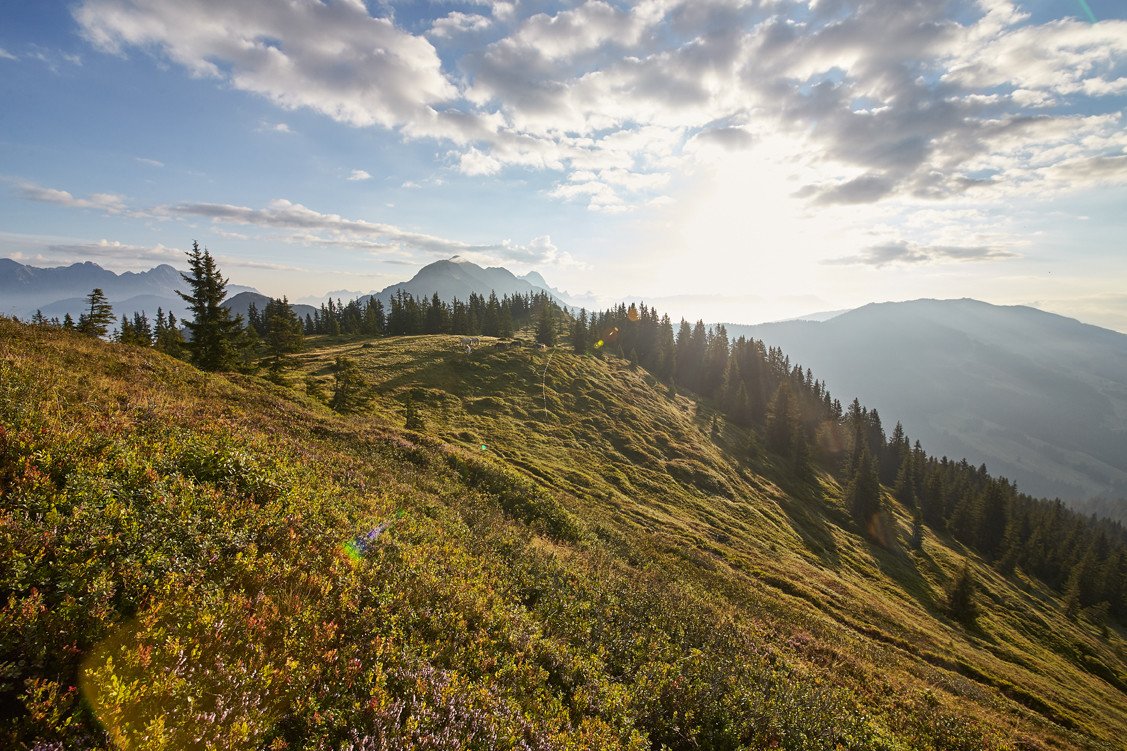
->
[2, 318, 1125, 749]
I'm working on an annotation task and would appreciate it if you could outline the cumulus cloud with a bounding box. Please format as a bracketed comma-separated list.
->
[74, 0, 455, 129]
[346, 169, 372, 181]
[428, 12, 492, 39]
[70, 0, 1127, 215]
[827, 241, 1020, 268]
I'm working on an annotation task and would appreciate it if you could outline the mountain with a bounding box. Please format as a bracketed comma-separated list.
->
[362, 256, 566, 307]
[519, 270, 597, 308]
[4, 317, 1125, 749]
[727, 298, 1127, 503]
[222, 290, 319, 322]
[0, 258, 257, 322]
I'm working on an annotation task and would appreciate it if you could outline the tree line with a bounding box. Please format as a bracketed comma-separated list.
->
[573, 301, 1127, 623]
[300, 288, 561, 339]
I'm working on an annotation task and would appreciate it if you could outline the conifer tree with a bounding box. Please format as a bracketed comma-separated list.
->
[262, 296, 304, 366]
[571, 310, 588, 354]
[847, 445, 883, 531]
[330, 356, 368, 413]
[155, 309, 186, 358]
[947, 563, 978, 625]
[177, 242, 243, 371]
[536, 304, 556, 346]
[766, 381, 798, 458]
[77, 288, 115, 337]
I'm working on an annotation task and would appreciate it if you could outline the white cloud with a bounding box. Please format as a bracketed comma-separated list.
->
[75, 0, 456, 129]
[259, 121, 293, 134]
[827, 241, 1021, 268]
[347, 169, 372, 181]
[136, 157, 164, 168]
[0, 47, 18, 61]
[69, 0, 1127, 218]
[25, 177, 583, 270]
[39, 239, 183, 268]
[428, 12, 492, 39]
[19, 183, 129, 214]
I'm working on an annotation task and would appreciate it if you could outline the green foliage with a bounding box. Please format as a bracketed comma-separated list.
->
[262, 296, 304, 364]
[947, 563, 979, 625]
[535, 304, 556, 346]
[847, 446, 884, 534]
[403, 395, 425, 431]
[2, 319, 1126, 751]
[329, 356, 369, 413]
[76, 288, 114, 338]
[177, 242, 245, 371]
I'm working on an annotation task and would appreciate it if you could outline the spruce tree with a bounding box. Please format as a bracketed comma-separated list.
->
[77, 288, 115, 337]
[176, 242, 242, 371]
[571, 310, 588, 354]
[536, 305, 556, 346]
[947, 563, 978, 625]
[262, 296, 304, 366]
[330, 356, 368, 413]
[847, 446, 883, 532]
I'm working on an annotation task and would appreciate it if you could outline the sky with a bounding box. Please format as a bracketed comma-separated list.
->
[1, 0, 1126, 328]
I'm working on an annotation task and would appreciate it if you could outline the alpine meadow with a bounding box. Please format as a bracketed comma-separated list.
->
[4, 1, 1127, 749]
[3, 245, 1127, 749]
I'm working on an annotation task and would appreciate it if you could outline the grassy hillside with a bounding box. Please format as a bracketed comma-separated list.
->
[2, 319, 1125, 749]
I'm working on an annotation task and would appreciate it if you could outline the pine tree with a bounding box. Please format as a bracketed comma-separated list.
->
[330, 356, 368, 413]
[536, 305, 556, 346]
[76, 288, 115, 337]
[846, 446, 883, 532]
[571, 310, 588, 354]
[176, 242, 243, 371]
[262, 296, 304, 365]
[155, 310, 186, 358]
[947, 563, 978, 625]
[765, 382, 798, 459]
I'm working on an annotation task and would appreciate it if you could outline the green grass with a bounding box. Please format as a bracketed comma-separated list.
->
[2, 321, 1125, 750]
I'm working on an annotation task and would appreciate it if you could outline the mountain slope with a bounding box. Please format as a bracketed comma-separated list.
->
[3, 320, 1125, 749]
[363, 257, 564, 307]
[222, 290, 319, 322]
[728, 299, 1127, 503]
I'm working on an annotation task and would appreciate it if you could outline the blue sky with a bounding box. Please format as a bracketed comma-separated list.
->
[2, 0, 1126, 327]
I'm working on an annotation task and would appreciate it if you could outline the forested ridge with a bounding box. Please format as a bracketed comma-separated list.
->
[5, 250, 1127, 749]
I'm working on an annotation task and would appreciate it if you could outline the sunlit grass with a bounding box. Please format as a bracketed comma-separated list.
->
[2, 320, 1125, 749]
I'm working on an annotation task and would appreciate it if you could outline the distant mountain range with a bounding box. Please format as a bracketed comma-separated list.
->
[0, 259, 256, 323]
[0, 256, 580, 325]
[727, 299, 1127, 504]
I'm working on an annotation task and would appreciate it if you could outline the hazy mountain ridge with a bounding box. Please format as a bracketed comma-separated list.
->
[0, 258, 257, 322]
[223, 291, 319, 322]
[728, 298, 1127, 503]
[361, 257, 570, 309]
